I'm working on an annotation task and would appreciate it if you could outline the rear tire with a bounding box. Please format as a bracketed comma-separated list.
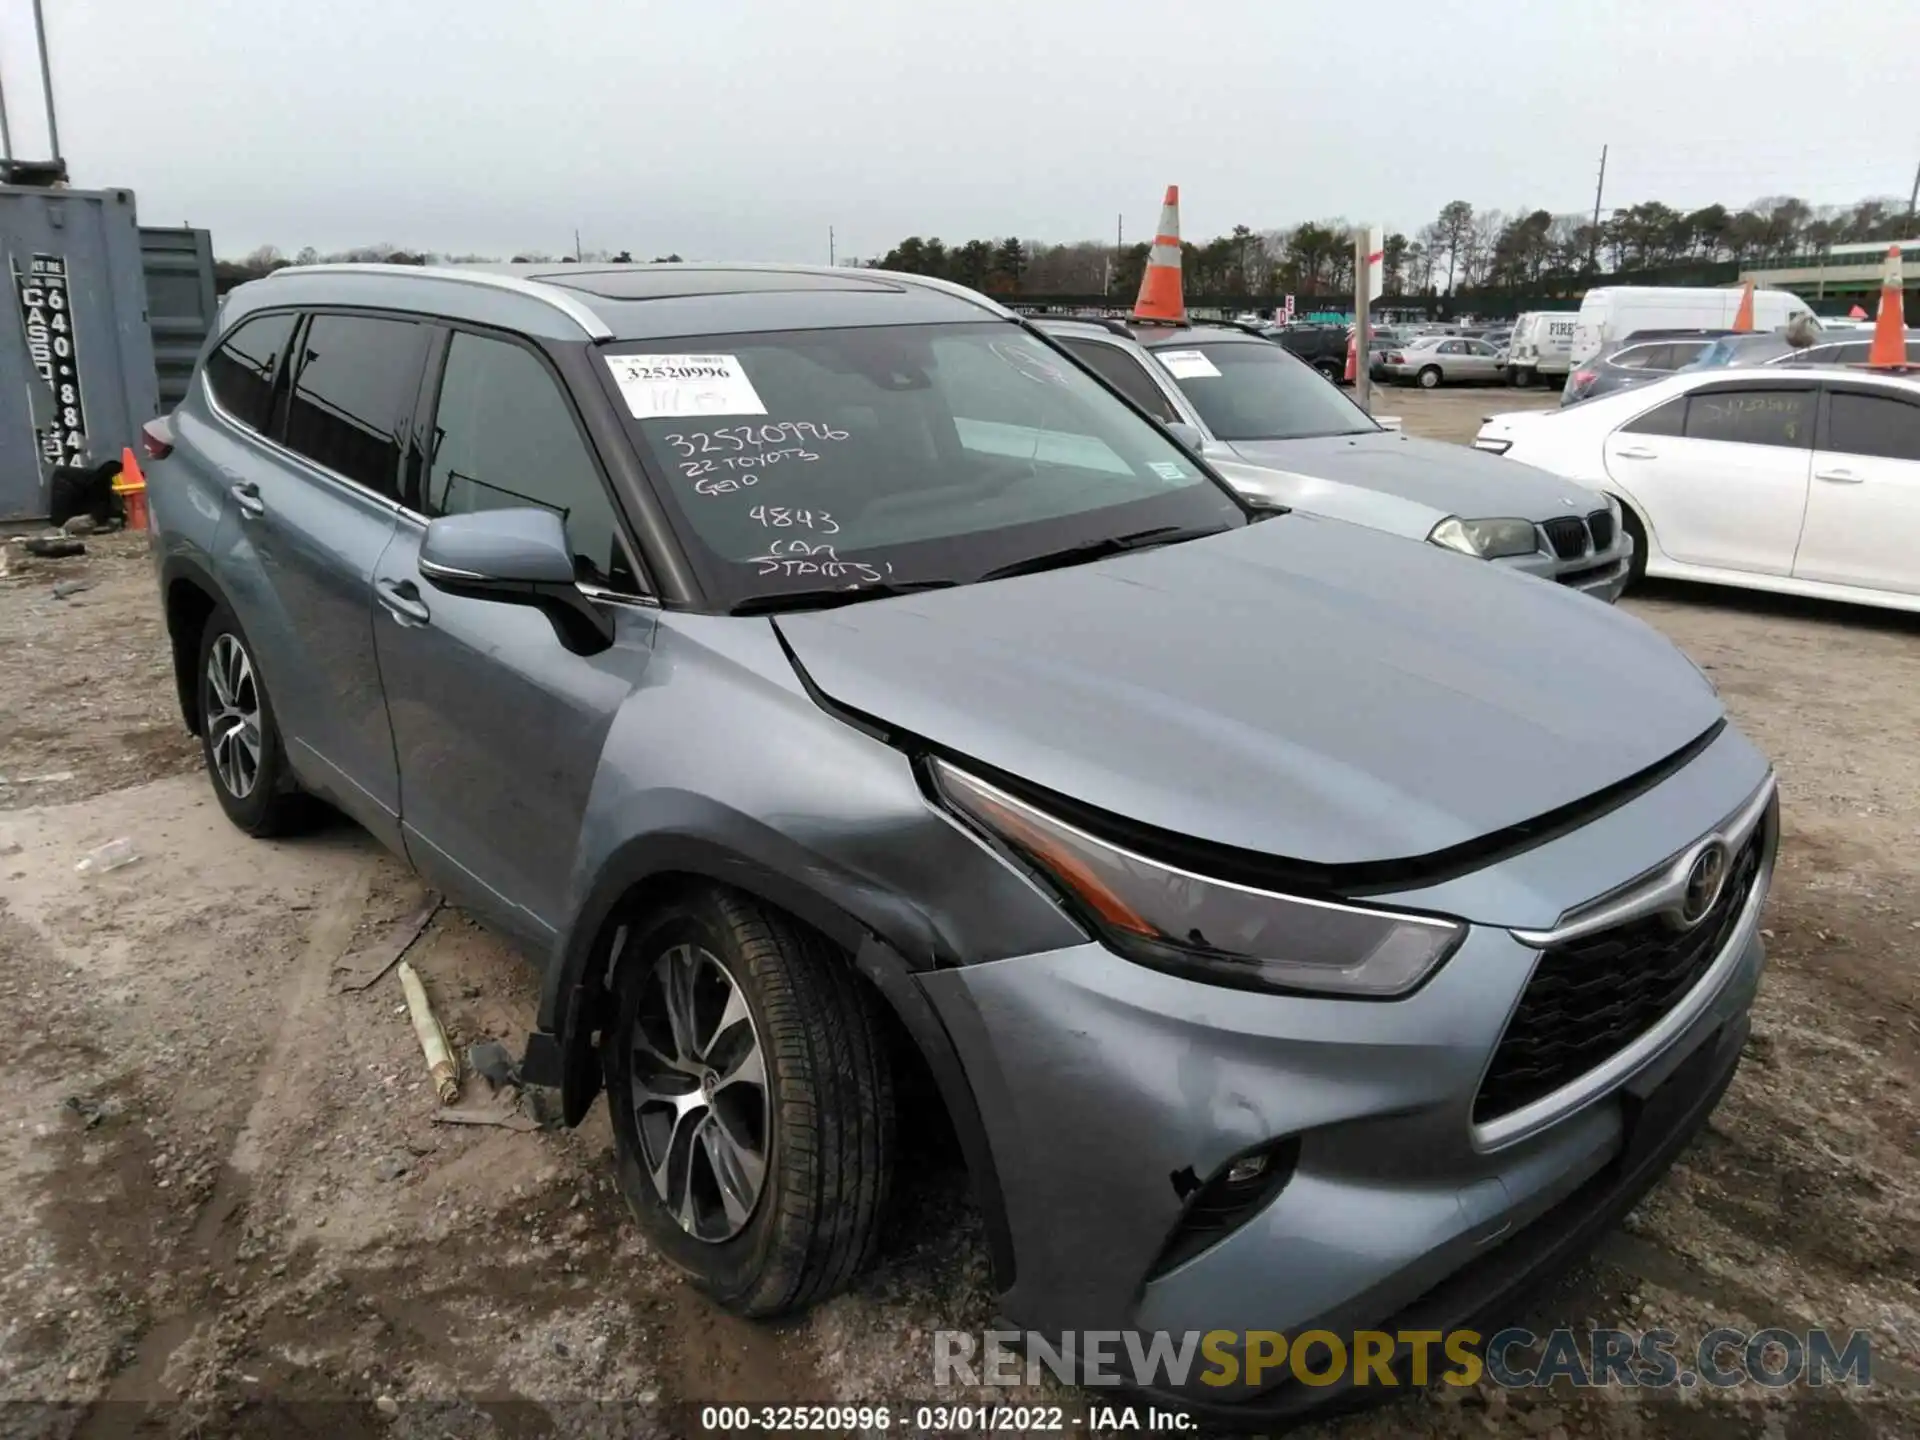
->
[605, 887, 895, 1317]
[195, 605, 307, 837]
[1417, 366, 1443, 389]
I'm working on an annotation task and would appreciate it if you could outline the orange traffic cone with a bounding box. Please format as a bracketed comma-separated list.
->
[115, 447, 149, 531]
[1344, 332, 1357, 383]
[1864, 246, 1909, 370]
[1848, 304, 1868, 319]
[1730, 280, 1755, 333]
[1132, 185, 1186, 325]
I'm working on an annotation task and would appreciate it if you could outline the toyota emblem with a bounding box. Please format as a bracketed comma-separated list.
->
[1676, 840, 1730, 929]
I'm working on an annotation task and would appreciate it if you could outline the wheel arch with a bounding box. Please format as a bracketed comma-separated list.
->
[161, 554, 226, 736]
[533, 832, 1019, 1289]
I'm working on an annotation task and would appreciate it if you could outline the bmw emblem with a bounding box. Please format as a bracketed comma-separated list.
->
[1675, 841, 1730, 929]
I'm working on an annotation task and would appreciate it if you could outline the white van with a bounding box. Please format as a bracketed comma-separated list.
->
[1505, 311, 1578, 386]
[1569, 286, 1817, 367]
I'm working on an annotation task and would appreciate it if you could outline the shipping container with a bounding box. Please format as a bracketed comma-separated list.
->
[140, 226, 217, 411]
[0, 185, 161, 520]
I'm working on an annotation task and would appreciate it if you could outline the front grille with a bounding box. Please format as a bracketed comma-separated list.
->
[1542, 517, 1590, 560]
[1473, 836, 1761, 1124]
[1588, 509, 1615, 551]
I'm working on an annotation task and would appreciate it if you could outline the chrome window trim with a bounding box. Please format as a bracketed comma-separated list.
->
[1474, 823, 1773, 1153]
[262, 264, 613, 340]
[204, 368, 660, 606]
[1509, 771, 1775, 949]
[201, 371, 417, 519]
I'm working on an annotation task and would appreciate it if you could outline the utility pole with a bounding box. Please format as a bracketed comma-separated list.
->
[1908, 160, 1919, 220]
[0, 57, 13, 162]
[32, 0, 59, 162]
[829, 226, 836, 266]
[1589, 144, 1608, 270]
[574, 228, 583, 263]
[1353, 229, 1372, 415]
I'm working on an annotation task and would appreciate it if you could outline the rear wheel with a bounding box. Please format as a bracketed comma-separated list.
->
[1417, 365, 1443, 389]
[196, 606, 306, 836]
[605, 887, 894, 1317]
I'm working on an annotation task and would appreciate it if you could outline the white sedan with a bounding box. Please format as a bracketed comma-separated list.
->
[1473, 367, 1920, 613]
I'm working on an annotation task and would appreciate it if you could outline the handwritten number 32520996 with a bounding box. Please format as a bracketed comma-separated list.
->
[662, 422, 848, 456]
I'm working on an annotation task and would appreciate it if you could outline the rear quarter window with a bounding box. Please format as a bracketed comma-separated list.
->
[204, 312, 298, 434]
[1622, 395, 1687, 436]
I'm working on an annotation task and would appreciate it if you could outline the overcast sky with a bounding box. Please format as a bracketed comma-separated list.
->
[3, 0, 1912, 261]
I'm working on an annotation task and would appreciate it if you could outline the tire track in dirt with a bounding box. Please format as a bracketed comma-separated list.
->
[79, 859, 375, 1426]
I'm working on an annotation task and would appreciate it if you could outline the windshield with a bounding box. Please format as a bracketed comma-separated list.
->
[600, 322, 1245, 607]
[1153, 341, 1378, 442]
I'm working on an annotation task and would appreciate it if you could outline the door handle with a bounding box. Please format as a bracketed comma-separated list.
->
[229, 481, 265, 518]
[375, 578, 431, 626]
[1612, 446, 1658, 460]
[1814, 469, 1864, 484]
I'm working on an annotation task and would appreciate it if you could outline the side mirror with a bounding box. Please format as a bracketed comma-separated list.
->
[418, 508, 614, 650]
[1163, 420, 1205, 451]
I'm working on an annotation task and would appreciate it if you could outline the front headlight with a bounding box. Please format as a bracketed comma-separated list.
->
[1429, 516, 1539, 559]
[931, 761, 1465, 998]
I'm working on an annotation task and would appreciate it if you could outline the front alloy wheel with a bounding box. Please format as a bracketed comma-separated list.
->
[627, 943, 770, 1242]
[604, 888, 895, 1316]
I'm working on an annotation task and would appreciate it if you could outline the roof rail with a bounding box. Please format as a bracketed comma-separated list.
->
[1027, 313, 1135, 338]
[864, 268, 1015, 320]
[260, 263, 614, 340]
[1189, 318, 1273, 337]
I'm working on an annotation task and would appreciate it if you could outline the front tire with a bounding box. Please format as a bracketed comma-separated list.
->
[1621, 505, 1650, 587]
[196, 606, 306, 836]
[605, 887, 895, 1317]
[1417, 365, 1443, 389]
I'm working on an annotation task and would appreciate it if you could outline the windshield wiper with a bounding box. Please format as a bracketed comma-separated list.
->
[729, 579, 960, 616]
[975, 524, 1229, 583]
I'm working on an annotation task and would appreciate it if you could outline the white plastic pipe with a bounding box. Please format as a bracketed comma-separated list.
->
[398, 961, 460, 1104]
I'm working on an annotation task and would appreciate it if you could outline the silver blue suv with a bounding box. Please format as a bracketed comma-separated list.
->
[146, 263, 1776, 1422]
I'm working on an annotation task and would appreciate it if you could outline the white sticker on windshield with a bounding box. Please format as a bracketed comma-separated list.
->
[1157, 349, 1221, 380]
[604, 354, 768, 419]
[1149, 461, 1189, 480]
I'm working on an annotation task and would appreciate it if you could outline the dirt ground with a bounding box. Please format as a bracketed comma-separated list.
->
[3, 396, 1918, 1439]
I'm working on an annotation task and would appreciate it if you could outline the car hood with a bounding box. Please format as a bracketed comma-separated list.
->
[774, 516, 1721, 868]
[1225, 432, 1606, 521]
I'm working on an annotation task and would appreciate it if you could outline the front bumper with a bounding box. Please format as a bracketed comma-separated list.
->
[917, 740, 1773, 1416]
[1501, 537, 1634, 602]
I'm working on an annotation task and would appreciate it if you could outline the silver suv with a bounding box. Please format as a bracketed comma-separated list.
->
[1036, 318, 1633, 600]
[146, 263, 1774, 1423]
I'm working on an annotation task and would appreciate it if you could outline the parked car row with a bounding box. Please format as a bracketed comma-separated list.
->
[144, 260, 1775, 1425]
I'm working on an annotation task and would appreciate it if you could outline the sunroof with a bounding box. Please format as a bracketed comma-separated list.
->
[536, 267, 906, 301]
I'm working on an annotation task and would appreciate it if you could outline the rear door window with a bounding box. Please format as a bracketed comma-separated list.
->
[1683, 388, 1815, 449]
[1825, 391, 1920, 461]
[1055, 338, 1180, 423]
[282, 314, 432, 500]
[204, 312, 298, 435]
